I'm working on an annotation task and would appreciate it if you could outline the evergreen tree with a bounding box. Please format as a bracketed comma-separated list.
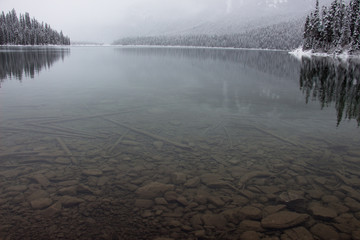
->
[352, 11, 360, 50]
[304, 15, 312, 49]
[340, 5, 351, 46]
[0, 9, 70, 45]
[302, 0, 360, 53]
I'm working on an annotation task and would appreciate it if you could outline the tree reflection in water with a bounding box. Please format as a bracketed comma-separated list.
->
[0, 47, 70, 84]
[300, 56, 360, 126]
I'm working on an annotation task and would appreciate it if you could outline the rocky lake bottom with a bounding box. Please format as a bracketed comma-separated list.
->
[1, 106, 360, 240]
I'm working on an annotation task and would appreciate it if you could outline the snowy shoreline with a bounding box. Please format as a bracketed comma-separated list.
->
[289, 47, 360, 60]
[112, 44, 288, 52]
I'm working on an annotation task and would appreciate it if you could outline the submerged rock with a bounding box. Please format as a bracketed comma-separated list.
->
[201, 213, 227, 229]
[201, 174, 229, 188]
[282, 227, 314, 240]
[239, 220, 265, 232]
[207, 196, 225, 207]
[82, 169, 103, 176]
[27, 190, 49, 201]
[171, 172, 187, 185]
[41, 201, 62, 217]
[29, 173, 50, 187]
[310, 223, 339, 240]
[30, 198, 53, 209]
[184, 177, 200, 188]
[279, 190, 306, 211]
[308, 203, 337, 220]
[239, 206, 262, 220]
[5, 185, 27, 192]
[60, 196, 84, 207]
[136, 182, 174, 199]
[240, 231, 260, 240]
[135, 199, 154, 208]
[261, 211, 309, 229]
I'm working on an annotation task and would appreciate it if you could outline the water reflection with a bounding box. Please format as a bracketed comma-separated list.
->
[116, 47, 300, 80]
[300, 57, 360, 126]
[0, 47, 70, 84]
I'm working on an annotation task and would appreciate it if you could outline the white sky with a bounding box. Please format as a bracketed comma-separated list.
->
[1, 0, 227, 43]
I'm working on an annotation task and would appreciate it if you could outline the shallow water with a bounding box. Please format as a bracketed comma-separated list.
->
[0, 46, 359, 240]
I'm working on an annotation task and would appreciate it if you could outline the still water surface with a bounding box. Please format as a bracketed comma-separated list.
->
[0, 46, 359, 239]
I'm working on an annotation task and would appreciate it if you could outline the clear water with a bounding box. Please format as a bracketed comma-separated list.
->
[0, 46, 359, 240]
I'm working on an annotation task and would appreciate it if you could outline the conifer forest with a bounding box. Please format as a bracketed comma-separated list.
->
[303, 0, 360, 53]
[0, 9, 70, 45]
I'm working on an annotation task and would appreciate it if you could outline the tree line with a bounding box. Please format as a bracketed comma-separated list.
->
[0, 9, 70, 45]
[114, 19, 303, 50]
[303, 0, 360, 52]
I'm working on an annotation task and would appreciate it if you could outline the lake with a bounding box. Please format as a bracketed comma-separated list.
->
[0, 46, 359, 240]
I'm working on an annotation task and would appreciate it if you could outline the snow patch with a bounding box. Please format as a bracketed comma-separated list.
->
[288, 47, 312, 60]
[289, 47, 359, 61]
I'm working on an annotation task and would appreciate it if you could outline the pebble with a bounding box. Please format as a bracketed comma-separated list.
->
[239, 206, 262, 220]
[135, 199, 154, 208]
[27, 190, 49, 201]
[201, 213, 227, 229]
[240, 231, 260, 240]
[136, 182, 174, 199]
[171, 172, 187, 185]
[184, 177, 200, 188]
[263, 205, 286, 217]
[344, 197, 360, 211]
[282, 226, 314, 240]
[82, 169, 103, 176]
[261, 211, 309, 229]
[58, 186, 77, 196]
[353, 230, 360, 240]
[308, 203, 337, 220]
[163, 191, 177, 203]
[60, 196, 84, 207]
[153, 141, 164, 150]
[30, 198, 53, 209]
[155, 197, 168, 205]
[310, 223, 339, 240]
[207, 196, 225, 207]
[201, 174, 229, 188]
[5, 185, 27, 192]
[239, 220, 265, 232]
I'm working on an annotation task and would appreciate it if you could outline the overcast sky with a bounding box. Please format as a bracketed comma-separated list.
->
[1, 0, 331, 44]
[2, 0, 230, 43]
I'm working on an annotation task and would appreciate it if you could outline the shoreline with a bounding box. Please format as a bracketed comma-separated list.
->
[289, 47, 360, 60]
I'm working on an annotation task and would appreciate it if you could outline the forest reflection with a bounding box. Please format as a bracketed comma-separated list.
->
[116, 47, 300, 80]
[0, 47, 70, 84]
[300, 56, 360, 126]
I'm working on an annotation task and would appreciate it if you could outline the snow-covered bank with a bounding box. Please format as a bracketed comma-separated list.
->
[113, 44, 287, 52]
[289, 47, 360, 61]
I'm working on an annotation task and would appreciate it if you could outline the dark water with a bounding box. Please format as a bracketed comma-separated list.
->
[0, 46, 359, 240]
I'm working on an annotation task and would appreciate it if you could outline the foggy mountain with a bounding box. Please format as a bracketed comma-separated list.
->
[116, 0, 334, 38]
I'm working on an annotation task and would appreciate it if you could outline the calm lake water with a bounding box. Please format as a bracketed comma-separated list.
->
[0, 46, 359, 240]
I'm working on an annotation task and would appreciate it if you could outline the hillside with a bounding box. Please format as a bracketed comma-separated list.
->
[114, 18, 304, 50]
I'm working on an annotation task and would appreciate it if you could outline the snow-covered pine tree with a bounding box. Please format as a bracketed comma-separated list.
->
[304, 15, 312, 50]
[313, 0, 322, 49]
[339, 5, 351, 47]
[0, 9, 70, 45]
[349, 0, 360, 35]
[352, 11, 360, 50]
